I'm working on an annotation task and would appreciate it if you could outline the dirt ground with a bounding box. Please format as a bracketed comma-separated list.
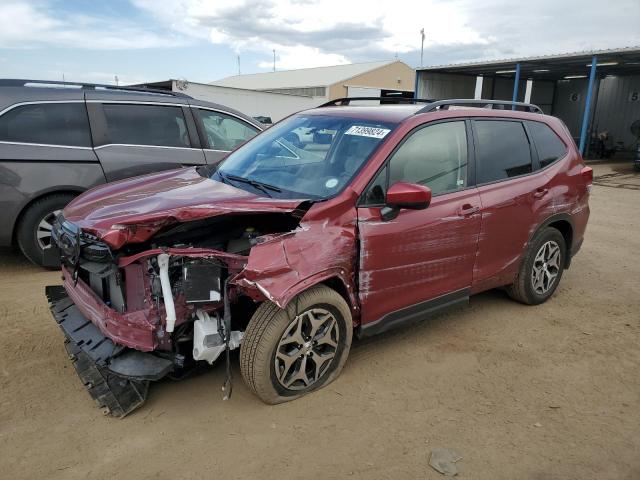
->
[1, 161, 638, 480]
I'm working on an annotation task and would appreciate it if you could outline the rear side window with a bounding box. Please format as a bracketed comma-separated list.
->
[102, 104, 190, 148]
[527, 121, 567, 168]
[0, 103, 91, 147]
[474, 120, 532, 184]
[193, 108, 258, 151]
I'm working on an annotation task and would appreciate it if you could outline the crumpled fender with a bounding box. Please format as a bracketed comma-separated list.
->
[233, 190, 360, 317]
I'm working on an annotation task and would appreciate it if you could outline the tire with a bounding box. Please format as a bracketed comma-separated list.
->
[240, 285, 353, 404]
[507, 227, 566, 305]
[16, 193, 76, 267]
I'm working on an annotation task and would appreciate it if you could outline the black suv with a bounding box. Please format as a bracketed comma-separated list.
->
[0, 79, 262, 266]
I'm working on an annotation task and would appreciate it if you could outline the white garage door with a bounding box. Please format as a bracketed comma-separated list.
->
[347, 86, 382, 98]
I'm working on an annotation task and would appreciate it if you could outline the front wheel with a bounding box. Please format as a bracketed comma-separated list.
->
[240, 285, 352, 404]
[507, 227, 566, 305]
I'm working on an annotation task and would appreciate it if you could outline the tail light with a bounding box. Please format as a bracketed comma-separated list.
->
[581, 166, 593, 192]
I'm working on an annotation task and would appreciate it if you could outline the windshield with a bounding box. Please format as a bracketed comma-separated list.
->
[212, 114, 397, 200]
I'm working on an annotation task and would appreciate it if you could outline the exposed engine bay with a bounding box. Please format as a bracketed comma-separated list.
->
[47, 210, 307, 416]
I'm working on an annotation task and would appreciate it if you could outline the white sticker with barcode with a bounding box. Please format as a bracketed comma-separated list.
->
[345, 125, 391, 139]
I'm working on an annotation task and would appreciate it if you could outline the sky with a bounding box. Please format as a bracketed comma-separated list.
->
[1, 0, 639, 85]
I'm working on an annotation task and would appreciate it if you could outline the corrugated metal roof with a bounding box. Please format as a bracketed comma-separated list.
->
[418, 46, 640, 71]
[211, 60, 400, 89]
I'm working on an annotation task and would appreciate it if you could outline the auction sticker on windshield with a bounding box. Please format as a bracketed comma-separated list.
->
[345, 125, 391, 139]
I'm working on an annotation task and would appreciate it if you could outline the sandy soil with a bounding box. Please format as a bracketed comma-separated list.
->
[1, 162, 638, 480]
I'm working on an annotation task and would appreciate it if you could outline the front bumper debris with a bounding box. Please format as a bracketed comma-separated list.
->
[46, 286, 173, 417]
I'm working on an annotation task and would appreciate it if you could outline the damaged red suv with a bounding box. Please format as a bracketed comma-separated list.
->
[46, 98, 592, 417]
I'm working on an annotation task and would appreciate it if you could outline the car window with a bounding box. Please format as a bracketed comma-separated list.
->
[388, 121, 467, 195]
[194, 109, 258, 151]
[215, 114, 396, 200]
[102, 104, 190, 148]
[474, 120, 532, 183]
[362, 165, 388, 205]
[0, 102, 91, 147]
[361, 121, 468, 205]
[527, 121, 567, 168]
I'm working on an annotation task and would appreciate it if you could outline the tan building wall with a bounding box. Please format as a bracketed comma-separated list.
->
[327, 61, 415, 100]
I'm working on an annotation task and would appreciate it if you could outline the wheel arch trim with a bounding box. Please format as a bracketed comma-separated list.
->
[11, 188, 85, 244]
[237, 269, 359, 325]
[526, 213, 575, 269]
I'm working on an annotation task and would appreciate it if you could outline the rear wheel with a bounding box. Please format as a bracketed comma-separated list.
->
[240, 285, 352, 404]
[16, 193, 76, 267]
[507, 227, 566, 305]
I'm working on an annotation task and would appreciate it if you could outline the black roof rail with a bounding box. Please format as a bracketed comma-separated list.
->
[0, 79, 191, 98]
[319, 97, 435, 107]
[415, 99, 543, 114]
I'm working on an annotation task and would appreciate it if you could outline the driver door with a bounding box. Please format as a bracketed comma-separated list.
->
[357, 120, 481, 332]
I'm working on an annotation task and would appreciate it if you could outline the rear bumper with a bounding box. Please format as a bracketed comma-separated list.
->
[46, 285, 174, 417]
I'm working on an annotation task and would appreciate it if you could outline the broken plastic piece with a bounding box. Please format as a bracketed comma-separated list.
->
[192, 309, 242, 364]
[157, 253, 176, 333]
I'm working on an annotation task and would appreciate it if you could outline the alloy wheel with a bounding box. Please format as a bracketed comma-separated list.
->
[274, 308, 339, 390]
[531, 240, 561, 295]
[36, 209, 61, 250]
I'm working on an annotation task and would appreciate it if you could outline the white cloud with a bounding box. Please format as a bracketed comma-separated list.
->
[257, 46, 349, 70]
[2, 0, 639, 72]
[136, 0, 640, 72]
[0, 1, 186, 50]
[143, 0, 490, 68]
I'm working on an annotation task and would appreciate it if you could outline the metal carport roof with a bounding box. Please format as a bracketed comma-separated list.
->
[417, 47, 640, 80]
[416, 47, 640, 155]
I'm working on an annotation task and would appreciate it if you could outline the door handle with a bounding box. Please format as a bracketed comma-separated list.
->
[533, 188, 548, 198]
[458, 203, 480, 216]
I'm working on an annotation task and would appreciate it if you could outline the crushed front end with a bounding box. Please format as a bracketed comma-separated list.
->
[46, 211, 300, 417]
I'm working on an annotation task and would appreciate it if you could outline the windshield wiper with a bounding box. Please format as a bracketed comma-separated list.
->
[220, 172, 282, 198]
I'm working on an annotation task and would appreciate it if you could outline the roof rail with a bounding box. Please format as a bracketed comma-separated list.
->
[319, 97, 435, 107]
[416, 99, 543, 114]
[0, 79, 191, 98]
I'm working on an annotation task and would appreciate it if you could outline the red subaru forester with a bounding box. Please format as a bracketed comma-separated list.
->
[47, 98, 592, 416]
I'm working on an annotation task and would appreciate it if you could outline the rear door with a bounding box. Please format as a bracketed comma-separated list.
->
[357, 120, 481, 329]
[86, 96, 206, 182]
[191, 107, 260, 165]
[0, 97, 103, 246]
[471, 118, 555, 292]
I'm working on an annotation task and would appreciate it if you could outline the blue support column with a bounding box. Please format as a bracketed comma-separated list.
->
[414, 70, 420, 100]
[579, 56, 598, 156]
[511, 63, 521, 109]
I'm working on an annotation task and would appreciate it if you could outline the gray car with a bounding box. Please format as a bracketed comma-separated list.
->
[0, 79, 262, 266]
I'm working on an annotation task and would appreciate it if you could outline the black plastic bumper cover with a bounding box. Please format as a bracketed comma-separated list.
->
[45, 285, 173, 417]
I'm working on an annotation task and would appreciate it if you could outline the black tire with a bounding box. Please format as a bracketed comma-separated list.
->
[507, 227, 566, 305]
[16, 193, 76, 267]
[240, 285, 353, 404]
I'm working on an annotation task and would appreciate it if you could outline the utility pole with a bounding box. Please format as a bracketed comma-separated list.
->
[237, 55, 241, 75]
[420, 28, 425, 68]
[114, 75, 119, 86]
[273, 49, 276, 72]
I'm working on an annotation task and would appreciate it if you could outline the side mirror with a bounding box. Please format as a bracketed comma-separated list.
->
[381, 182, 432, 221]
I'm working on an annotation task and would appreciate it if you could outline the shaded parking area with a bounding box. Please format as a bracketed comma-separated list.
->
[0, 161, 638, 479]
[592, 161, 640, 190]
